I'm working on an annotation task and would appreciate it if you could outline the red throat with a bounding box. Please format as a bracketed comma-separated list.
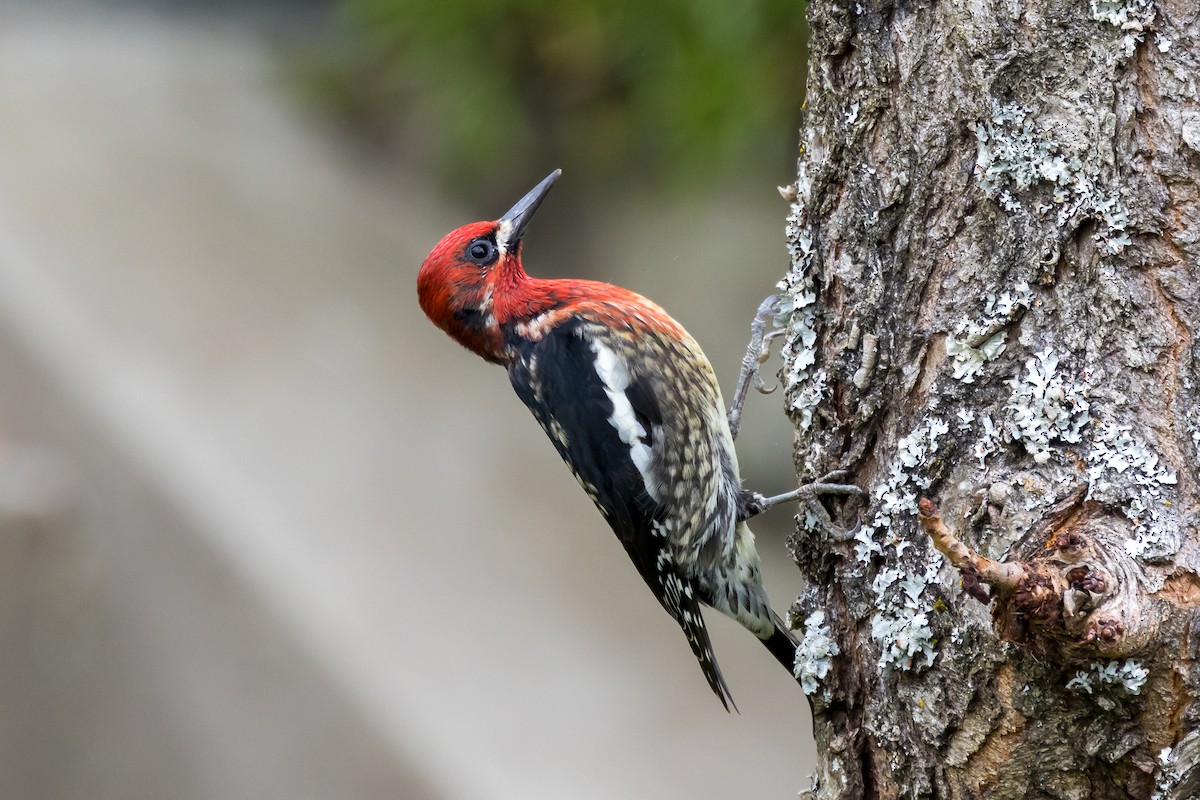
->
[417, 220, 528, 363]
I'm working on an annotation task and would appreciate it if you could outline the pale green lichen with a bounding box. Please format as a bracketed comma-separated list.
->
[1087, 420, 1177, 489]
[870, 589, 939, 674]
[794, 610, 840, 696]
[1066, 659, 1149, 695]
[975, 102, 1132, 255]
[852, 417, 950, 673]
[970, 413, 1003, 469]
[1151, 741, 1185, 800]
[1003, 349, 1091, 464]
[946, 330, 1009, 383]
[975, 103, 1052, 205]
[1087, 417, 1179, 561]
[946, 281, 1034, 383]
[868, 553, 943, 673]
[856, 416, 950, 561]
[1090, 0, 1156, 62]
[1091, 0, 1155, 28]
[778, 161, 825, 429]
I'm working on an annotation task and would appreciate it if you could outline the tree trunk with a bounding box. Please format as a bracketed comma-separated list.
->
[778, 1, 1200, 798]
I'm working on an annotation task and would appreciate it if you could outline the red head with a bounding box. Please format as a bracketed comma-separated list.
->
[417, 170, 561, 364]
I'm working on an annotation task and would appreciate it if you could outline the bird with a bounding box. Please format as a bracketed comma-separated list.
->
[417, 170, 853, 709]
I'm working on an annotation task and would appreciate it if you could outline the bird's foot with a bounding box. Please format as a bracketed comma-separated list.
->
[727, 294, 785, 441]
[737, 471, 863, 519]
[737, 471, 863, 539]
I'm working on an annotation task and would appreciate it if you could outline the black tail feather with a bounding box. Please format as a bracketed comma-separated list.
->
[763, 611, 800, 679]
[692, 636, 737, 713]
[686, 610, 801, 711]
[677, 601, 802, 710]
[677, 602, 738, 712]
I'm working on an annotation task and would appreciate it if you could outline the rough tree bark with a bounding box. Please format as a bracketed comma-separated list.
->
[775, 1, 1200, 798]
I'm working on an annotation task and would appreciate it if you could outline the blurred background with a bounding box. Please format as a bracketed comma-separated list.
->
[0, 1, 816, 798]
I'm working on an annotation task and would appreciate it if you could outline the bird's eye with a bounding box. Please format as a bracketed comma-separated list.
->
[466, 238, 498, 265]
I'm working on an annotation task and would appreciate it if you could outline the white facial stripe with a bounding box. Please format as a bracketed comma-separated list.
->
[495, 219, 515, 253]
[590, 340, 659, 502]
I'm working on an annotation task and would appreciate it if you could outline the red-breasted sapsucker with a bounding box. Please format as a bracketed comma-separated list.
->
[418, 170, 807, 709]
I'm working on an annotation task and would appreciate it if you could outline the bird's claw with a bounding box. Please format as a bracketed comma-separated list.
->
[728, 295, 782, 439]
[815, 469, 852, 484]
[737, 475, 863, 523]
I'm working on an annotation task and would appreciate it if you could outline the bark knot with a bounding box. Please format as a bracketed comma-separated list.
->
[918, 494, 1159, 661]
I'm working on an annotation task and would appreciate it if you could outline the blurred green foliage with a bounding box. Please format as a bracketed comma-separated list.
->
[305, 0, 808, 200]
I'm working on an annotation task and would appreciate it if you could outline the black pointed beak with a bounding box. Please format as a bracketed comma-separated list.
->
[497, 169, 561, 251]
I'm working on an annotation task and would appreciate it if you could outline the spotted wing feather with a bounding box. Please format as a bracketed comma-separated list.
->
[506, 318, 736, 709]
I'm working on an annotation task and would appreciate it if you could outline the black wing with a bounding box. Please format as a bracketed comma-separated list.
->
[507, 319, 736, 710]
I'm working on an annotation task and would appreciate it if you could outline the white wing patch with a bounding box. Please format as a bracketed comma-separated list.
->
[590, 339, 660, 502]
